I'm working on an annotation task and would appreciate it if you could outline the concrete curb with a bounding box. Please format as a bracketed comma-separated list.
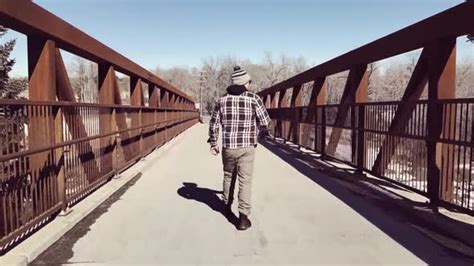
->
[0, 127, 194, 266]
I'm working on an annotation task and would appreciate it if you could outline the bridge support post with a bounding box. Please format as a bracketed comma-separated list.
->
[148, 83, 159, 147]
[290, 85, 303, 146]
[170, 93, 176, 138]
[269, 92, 277, 137]
[426, 38, 456, 206]
[265, 94, 271, 108]
[306, 78, 327, 152]
[352, 72, 368, 171]
[277, 90, 289, 141]
[28, 38, 66, 211]
[130, 77, 144, 156]
[98, 65, 118, 174]
[161, 90, 169, 143]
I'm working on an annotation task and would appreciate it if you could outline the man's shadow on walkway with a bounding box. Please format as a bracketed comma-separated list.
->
[177, 169, 239, 227]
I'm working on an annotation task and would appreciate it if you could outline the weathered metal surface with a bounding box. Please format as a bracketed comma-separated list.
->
[0, 0, 197, 251]
[259, 2, 473, 215]
[325, 65, 367, 157]
[289, 85, 303, 144]
[258, 1, 473, 97]
[371, 50, 429, 176]
[426, 38, 457, 204]
[0, 0, 193, 102]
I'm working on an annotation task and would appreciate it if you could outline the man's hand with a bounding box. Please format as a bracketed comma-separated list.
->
[258, 129, 272, 140]
[210, 146, 220, 156]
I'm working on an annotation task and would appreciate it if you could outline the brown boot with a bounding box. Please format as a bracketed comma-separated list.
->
[237, 213, 252, 231]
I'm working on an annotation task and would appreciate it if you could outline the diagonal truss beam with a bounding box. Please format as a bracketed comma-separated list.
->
[371, 49, 429, 175]
[301, 77, 327, 149]
[326, 65, 368, 156]
[288, 85, 302, 143]
[55, 49, 101, 182]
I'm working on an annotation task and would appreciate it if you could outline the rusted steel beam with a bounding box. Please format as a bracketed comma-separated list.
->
[98, 65, 117, 174]
[0, 115, 197, 163]
[326, 65, 368, 157]
[27, 38, 60, 218]
[131, 77, 144, 154]
[0, 0, 193, 103]
[354, 73, 368, 168]
[276, 90, 289, 139]
[56, 48, 101, 187]
[426, 38, 457, 204]
[161, 91, 169, 108]
[110, 74, 135, 166]
[302, 78, 327, 150]
[371, 50, 429, 175]
[270, 93, 277, 109]
[146, 84, 158, 145]
[268, 92, 278, 136]
[53, 100, 65, 211]
[308, 78, 327, 107]
[160, 89, 169, 141]
[257, 1, 473, 97]
[148, 83, 159, 108]
[289, 85, 303, 144]
[264, 94, 271, 108]
[355, 104, 366, 172]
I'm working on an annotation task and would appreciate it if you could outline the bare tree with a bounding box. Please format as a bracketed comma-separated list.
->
[457, 60, 474, 98]
[68, 57, 98, 102]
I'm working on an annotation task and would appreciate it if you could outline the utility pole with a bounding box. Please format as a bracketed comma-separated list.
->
[195, 70, 206, 120]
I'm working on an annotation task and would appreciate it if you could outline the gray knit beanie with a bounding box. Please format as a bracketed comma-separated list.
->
[231, 66, 251, 85]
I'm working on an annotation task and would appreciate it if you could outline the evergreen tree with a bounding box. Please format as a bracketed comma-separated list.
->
[0, 26, 27, 99]
[0, 25, 16, 94]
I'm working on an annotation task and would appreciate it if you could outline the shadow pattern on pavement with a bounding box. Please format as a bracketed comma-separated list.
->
[177, 182, 239, 228]
[260, 138, 474, 265]
[30, 173, 143, 265]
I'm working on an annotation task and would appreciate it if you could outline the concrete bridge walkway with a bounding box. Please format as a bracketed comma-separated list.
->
[31, 123, 470, 265]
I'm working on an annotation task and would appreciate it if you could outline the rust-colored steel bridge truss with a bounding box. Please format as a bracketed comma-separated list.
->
[258, 2, 473, 214]
[0, 0, 198, 250]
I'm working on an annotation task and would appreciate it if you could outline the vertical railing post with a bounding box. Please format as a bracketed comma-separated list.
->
[162, 90, 169, 142]
[264, 94, 271, 108]
[130, 77, 144, 156]
[98, 64, 117, 174]
[321, 106, 327, 159]
[426, 38, 456, 205]
[54, 104, 66, 210]
[270, 92, 277, 137]
[356, 104, 366, 173]
[149, 83, 159, 147]
[290, 85, 303, 146]
[352, 71, 368, 168]
[278, 90, 289, 140]
[307, 77, 327, 152]
[179, 97, 185, 133]
[28, 38, 64, 211]
[169, 93, 175, 138]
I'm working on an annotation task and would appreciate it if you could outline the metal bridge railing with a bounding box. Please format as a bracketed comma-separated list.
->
[258, 1, 474, 214]
[267, 99, 473, 212]
[0, 0, 198, 250]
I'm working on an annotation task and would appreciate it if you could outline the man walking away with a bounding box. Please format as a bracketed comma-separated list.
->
[208, 66, 271, 231]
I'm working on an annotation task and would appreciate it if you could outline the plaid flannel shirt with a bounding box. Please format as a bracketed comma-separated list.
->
[208, 91, 271, 149]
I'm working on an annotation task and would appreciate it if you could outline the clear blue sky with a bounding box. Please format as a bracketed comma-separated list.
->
[5, 0, 469, 77]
